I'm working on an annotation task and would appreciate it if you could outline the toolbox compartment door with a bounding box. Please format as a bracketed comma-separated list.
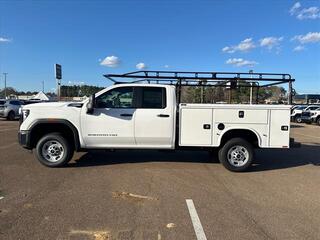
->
[214, 109, 268, 124]
[179, 108, 213, 146]
[269, 109, 291, 148]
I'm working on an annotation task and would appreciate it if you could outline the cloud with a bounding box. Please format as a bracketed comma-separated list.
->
[290, 2, 320, 20]
[297, 7, 320, 19]
[290, 2, 301, 15]
[100, 55, 120, 67]
[164, 65, 169, 68]
[292, 32, 320, 44]
[68, 80, 85, 85]
[222, 38, 256, 53]
[0, 37, 11, 42]
[222, 46, 234, 53]
[260, 37, 283, 49]
[293, 45, 305, 52]
[226, 58, 258, 67]
[136, 62, 147, 70]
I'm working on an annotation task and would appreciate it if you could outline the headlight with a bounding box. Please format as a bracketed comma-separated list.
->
[22, 109, 30, 121]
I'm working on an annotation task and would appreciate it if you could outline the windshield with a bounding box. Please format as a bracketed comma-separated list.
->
[296, 106, 306, 110]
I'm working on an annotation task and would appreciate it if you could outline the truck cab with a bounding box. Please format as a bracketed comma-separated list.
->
[81, 84, 176, 149]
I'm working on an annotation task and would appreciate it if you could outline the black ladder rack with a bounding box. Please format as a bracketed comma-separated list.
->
[104, 70, 295, 104]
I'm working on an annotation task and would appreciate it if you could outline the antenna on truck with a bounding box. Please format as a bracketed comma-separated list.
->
[104, 70, 295, 104]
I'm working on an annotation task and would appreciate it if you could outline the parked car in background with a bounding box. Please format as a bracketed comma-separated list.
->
[0, 99, 24, 120]
[301, 107, 320, 125]
[310, 108, 320, 125]
[291, 105, 307, 114]
[291, 105, 320, 123]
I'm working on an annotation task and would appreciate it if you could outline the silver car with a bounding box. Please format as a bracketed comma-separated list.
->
[0, 99, 23, 120]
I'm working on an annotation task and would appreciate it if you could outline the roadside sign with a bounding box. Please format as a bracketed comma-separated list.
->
[55, 63, 62, 101]
[55, 64, 62, 80]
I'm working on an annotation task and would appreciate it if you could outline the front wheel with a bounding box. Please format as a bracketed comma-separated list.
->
[7, 111, 15, 121]
[35, 133, 74, 167]
[218, 138, 254, 172]
[295, 116, 302, 123]
[317, 118, 320, 126]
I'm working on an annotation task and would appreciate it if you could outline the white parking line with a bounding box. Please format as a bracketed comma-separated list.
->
[186, 199, 207, 240]
[0, 196, 4, 200]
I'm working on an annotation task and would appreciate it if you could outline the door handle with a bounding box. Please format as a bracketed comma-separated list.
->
[120, 113, 133, 117]
[157, 114, 170, 118]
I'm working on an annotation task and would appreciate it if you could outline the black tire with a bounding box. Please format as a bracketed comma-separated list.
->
[7, 111, 15, 121]
[218, 138, 254, 172]
[295, 116, 302, 123]
[317, 118, 320, 126]
[35, 133, 74, 167]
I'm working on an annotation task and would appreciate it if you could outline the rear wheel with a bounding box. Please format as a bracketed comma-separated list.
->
[35, 133, 74, 167]
[218, 138, 254, 172]
[7, 111, 15, 121]
[317, 118, 320, 126]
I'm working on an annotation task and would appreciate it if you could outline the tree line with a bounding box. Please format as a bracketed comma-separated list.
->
[60, 85, 104, 97]
[181, 82, 289, 104]
[0, 87, 56, 98]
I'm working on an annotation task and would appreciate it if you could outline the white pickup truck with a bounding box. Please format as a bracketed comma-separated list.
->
[18, 71, 299, 172]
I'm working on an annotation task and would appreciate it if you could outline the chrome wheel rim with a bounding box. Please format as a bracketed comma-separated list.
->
[227, 145, 249, 167]
[41, 140, 64, 162]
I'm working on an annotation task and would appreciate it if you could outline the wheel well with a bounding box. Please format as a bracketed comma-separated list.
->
[8, 110, 14, 115]
[220, 129, 259, 148]
[30, 122, 79, 150]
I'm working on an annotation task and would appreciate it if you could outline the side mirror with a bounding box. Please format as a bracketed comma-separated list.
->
[86, 94, 95, 114]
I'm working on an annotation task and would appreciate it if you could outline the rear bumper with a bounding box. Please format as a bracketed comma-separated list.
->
[290, 138, 301, 148]
[18, 130, 32, 149]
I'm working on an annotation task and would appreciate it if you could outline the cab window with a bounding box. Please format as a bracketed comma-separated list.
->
[96, 87, 134, 108]
[140, 87, 166, 109]
[10, 100, 21, 105]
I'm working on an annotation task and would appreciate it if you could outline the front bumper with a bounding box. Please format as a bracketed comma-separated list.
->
[0, 110, 7, 118]
[18, 130, 32, 149]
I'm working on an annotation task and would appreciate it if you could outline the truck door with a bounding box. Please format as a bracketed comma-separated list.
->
[134, 86, 175, 149]
[81, 87, 136, 148]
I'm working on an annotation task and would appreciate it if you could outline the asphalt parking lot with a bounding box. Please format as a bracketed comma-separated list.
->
[0, 120, 319, 240]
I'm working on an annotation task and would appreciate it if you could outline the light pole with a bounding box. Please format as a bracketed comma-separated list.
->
[3, 73, 8, 99]
[249, 70, 253, 104]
